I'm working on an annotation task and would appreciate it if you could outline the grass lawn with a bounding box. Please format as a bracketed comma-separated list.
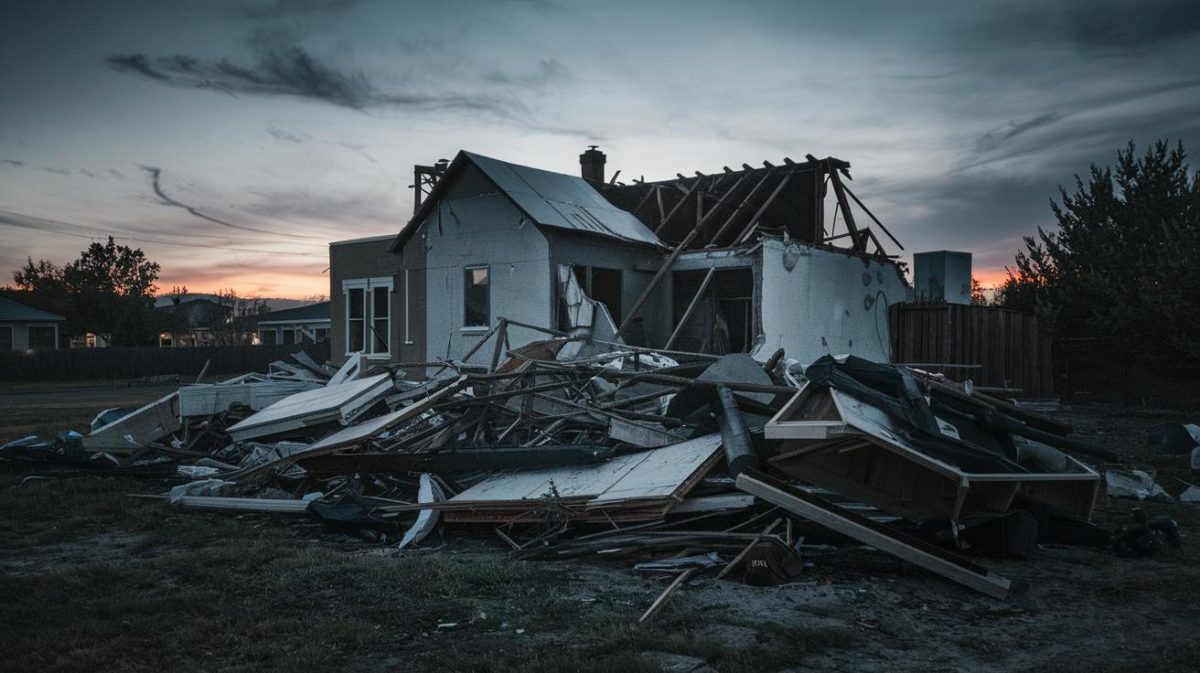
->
[4, 382, 1200, 672]
[0, 382, 855, 673]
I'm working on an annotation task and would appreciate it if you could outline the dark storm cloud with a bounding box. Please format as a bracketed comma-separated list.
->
[239, 187, 396, 223]
[106, 47, 517, 115]
[0, 209, 325, 258]
[974, 113, 1062, 154]
[263, 126, 379, 163]
[2, 158, 108, 178]
[958, 0, 1200, 56]
[1064, 0, 1200, 53]
[140, 165, 326, 240]
[232, 0, 363, 19]
[484, 59, 567, 87]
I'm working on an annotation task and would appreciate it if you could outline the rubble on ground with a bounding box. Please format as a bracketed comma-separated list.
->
[1, 327, 1187, 612]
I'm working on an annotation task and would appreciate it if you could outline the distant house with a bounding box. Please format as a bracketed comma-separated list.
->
[328, 147, 912, 367]
[254, 301, 330, 345]
[154, 296, 232, 347]
[0, 297, 64, 351]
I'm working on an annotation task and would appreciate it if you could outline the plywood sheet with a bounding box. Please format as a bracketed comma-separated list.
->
[226, 373, 393, 440]
[450, 433, 722, 507]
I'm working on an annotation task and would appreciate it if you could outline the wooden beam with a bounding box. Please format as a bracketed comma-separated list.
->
[639, 567, 697, 623]
[664, 267, 716, 349]
[733, 173, 792, 245]
[617, 171, 750, 336]
[841, 182, 904, 250]
[655, 177, 702, 235]
[735, 470, 1011, 599]
[707, 168, 776, 246]
[828, 169, 865, 252]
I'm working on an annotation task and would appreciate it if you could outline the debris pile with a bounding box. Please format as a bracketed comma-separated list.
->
[1, 334, 1181, 608]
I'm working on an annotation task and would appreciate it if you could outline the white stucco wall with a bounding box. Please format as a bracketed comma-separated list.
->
[420, 186, 551, 364]
[753, 238, 910, 365]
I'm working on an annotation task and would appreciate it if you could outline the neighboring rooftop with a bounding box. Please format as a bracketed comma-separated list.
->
[255, 301, 331, 325]
[0, 297, 65, 322]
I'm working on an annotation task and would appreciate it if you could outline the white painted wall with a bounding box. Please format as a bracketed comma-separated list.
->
[753, 239, 910, 365]
[420, 186, 551, 364]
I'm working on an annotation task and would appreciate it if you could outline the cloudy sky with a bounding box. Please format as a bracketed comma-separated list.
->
[2, 0, 1198, 298]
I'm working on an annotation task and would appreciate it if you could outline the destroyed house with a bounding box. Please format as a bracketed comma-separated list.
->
[329, 148, 910, 366]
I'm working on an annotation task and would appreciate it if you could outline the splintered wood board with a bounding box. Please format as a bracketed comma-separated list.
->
[736, 470, 1011, 599]
[179, 380, 322, 417]
[83, 393, 182, 452]
[226, 373, 393, 440]
[304, 376, 465, 452]
[448, 433, 723, 508]
[765, 384, 855, 440]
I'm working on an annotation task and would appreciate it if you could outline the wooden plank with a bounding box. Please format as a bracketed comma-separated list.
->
[639, 567, 697, 623]
[226, 373, 394, 441]
[717, 517, 782, 579]
[227, 378, 465, 482]
[736, 470, 1010, 599]
[733, 173, 793, 245]
[608, 416, 689, 448]
[179, 380, 322, 417]
[172, 496, 311, 513]
[83, 393, 182, 452]
[827, 170, 864, 251]
[451, 434, 722, 506]
[663, 267, 716, 349]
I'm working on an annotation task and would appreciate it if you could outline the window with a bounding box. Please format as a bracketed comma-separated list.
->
[463, 265, 489, 328]
[348, 287, 365, 352]
[314, 327, 329, 343]
[343, 277, 394, 356]
[260, 329, 277, 346]
[28, 325, 56, 350]
[373, 286, 389, 353]
[282, 328, 295, 345]
[0, 326, 11, 351]
[404, 268, 412, 344]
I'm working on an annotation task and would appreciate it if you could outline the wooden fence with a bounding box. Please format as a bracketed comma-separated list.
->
[0, 342, 330, 383]
[889, 302, 1053, 398]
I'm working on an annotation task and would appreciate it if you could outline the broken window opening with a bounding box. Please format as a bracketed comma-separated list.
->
[464, 265, 490, 328]
[557, 265, 622, 330]
[373, 286, 390, 353]
[671, 268, 754, 355]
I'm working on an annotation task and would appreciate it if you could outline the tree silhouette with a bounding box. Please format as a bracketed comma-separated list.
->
[999, 140, 1200, 363]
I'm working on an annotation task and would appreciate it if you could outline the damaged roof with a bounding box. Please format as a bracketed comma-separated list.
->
[391, 151, 665, 252]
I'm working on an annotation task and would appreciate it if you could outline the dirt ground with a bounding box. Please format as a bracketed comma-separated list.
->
[2, 382, 1199, 673]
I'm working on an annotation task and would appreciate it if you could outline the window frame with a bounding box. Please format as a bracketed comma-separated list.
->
[343, 277, 394, 358]
[0, 325, 12, 351]
[26, 323, 57, 351]
[462, 264, 490, 330]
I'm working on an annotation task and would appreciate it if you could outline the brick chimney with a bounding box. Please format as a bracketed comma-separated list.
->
[580, 145, 606, 184]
